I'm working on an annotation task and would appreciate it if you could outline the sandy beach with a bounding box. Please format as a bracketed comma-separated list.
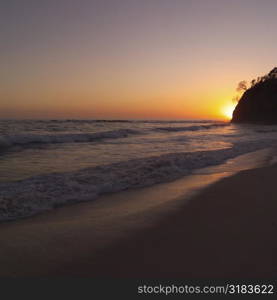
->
[0, 162, 277, 278]
[3, 0, 277, 286]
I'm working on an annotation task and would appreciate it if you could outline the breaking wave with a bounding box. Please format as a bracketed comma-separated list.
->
[155, 123, 229, 132]
[0, 140, 274, 221]
[0, 129, 140, 150]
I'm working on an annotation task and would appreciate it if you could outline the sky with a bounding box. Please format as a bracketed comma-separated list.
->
[1, 0, 277, 120]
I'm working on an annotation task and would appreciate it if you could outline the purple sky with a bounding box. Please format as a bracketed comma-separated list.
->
[1, 0, 277, 119]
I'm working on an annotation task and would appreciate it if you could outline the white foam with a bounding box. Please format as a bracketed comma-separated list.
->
[0, 140, 276, 222]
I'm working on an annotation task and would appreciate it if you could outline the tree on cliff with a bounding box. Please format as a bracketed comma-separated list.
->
[236, 80, 248, 92]
[231, 67, 277, 124]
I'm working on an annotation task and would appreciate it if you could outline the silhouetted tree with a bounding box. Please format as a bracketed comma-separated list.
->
[233, 68, 277, 108]
[268, 67, 277, 79]
[251, 79, 256, 87]
[236, 80, 248, 92]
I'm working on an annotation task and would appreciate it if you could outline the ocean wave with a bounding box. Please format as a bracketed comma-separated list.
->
[0, 140, 274, 221]
[1, 119, 218, 124]
[0, 129, 140, 150]
[155, 123, 229, 132]
[45, 119, 217, 123]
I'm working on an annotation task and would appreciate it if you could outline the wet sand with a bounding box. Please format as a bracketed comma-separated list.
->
[0, 162, 277, 277]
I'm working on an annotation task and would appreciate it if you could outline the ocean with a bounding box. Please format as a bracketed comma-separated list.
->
[1, 119, 277, 221]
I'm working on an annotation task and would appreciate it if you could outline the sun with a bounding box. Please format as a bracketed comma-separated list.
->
[221, 102, 237, 120]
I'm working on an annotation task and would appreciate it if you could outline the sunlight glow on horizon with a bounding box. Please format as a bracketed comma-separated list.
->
[1, 0, 276, 120]
[221, 102, 237, 120]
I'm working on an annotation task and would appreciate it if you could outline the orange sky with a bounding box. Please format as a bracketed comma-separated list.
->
[1, 0, 277, 120]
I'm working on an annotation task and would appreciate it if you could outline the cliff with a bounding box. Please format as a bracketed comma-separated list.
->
[231, 68, 277, 124]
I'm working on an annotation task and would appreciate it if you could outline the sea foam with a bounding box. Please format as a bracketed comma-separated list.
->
[0, 140, 275, 222]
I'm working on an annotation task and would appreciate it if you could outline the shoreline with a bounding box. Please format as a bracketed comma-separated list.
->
[0, 152, 276, 277]
[66, 164, 277, 278]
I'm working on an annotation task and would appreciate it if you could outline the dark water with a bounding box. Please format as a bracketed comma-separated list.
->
[1, 119, 277, 221]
